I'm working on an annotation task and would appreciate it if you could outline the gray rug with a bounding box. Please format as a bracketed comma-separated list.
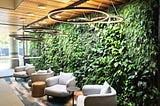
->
[4, 77, 72, 106]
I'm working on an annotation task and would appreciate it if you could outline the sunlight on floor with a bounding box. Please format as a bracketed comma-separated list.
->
[0, 60, 10, 70]
[0, 59, 13, 77]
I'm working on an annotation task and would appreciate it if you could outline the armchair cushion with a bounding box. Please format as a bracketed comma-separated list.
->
[14, 66, 26, 72]
[100, 81, 111, 94]
[59, 72, 73, 85]
[45, 85, 69, 97]
[25, 66, 36, 76]
[46, 76, 59, 87]
[66, 77, 76, 88]
[82, 85, 102, 96]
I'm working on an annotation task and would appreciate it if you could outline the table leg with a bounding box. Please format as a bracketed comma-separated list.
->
[72, 91, 74, 106]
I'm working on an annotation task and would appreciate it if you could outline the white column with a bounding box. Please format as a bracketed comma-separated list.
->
[9, 37, 19, 68]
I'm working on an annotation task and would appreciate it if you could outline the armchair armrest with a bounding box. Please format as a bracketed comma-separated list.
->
[84, 93, 117, 106]
[25, 66, 35, 76]
[66, 76, 76, 88]
[14, 66, 26, 72]
[77, 87, 117, 106]
[77, 93, 117, 106]
[77, 95, 86, 106]
[46, 76, 60, 87]
[82, 85, 102, 96]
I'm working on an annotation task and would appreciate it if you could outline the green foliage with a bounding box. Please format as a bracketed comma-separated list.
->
[0, 34, 9, 44]
[30, 0, 159, 105]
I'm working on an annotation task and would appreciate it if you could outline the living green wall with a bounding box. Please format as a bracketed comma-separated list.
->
[30, 0, 159, 105]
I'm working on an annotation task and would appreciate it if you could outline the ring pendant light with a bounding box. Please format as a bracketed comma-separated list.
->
[48, 7, 110, 24]
[48, 0, 124, 24]
[23, 27, 60, 35]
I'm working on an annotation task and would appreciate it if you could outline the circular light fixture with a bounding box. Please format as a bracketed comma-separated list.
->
[23, 27, 60, 34]
[9, 32, 44, 41]
[98, 15, 124, 24]
[15, 36, 44, 41]
[48, 7, 110, 24]
[27, 13, 34, 16]
[9, 32, 19, 37]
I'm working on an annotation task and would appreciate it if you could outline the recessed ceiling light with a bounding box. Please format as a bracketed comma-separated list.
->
[58, 0, 71, 3]
[55, 15, 61, 19]
[27, 13, 34, 16]
[39, 21, 48, 24]
[38, 4, 46, 9]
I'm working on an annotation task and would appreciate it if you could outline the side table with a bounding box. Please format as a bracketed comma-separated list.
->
[67, 87, 80, 106]
[32, 81, 46, 97]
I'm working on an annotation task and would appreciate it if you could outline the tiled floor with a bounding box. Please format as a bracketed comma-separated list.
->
[0, 66, 83, 106]
[0, 60, 84, 105]
[0, 59, 13, 78]
[5, 77, 72, 106]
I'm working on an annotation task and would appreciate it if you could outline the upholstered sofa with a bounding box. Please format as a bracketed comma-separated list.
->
[13, 64, 36, 81]
[44, 72, 76, 98]
[28, 69, 54, 87]
[77, 81, 117, 106]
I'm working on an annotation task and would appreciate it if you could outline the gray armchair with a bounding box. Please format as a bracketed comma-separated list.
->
[13, 64, 36, 81]
[44, 72, 76, 98]
[77, 81, 117, 106]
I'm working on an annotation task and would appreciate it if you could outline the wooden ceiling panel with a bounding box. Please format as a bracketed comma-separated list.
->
[90, 0, 112, 5]
[0, 0, 127, 35]
[78, 0, 108, 9]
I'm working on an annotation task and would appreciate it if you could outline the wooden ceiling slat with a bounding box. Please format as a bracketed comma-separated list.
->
[90, 0, 112, 5]
[0, 11, 43, 19]
[78, 3, 106, 9]
[83, 1, 109, 8]
[0, 0, 127, 35]
[22, 0, 75, 10]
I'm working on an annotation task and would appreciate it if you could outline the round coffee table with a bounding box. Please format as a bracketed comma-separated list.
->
[67, 87, 80, 106]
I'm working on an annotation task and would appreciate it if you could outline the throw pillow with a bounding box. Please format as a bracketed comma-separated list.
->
[47, 68, 52, 73]
[100, 81, 111, 94]
[59, 72, 73, 85]
[25, 63, 33, 70]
